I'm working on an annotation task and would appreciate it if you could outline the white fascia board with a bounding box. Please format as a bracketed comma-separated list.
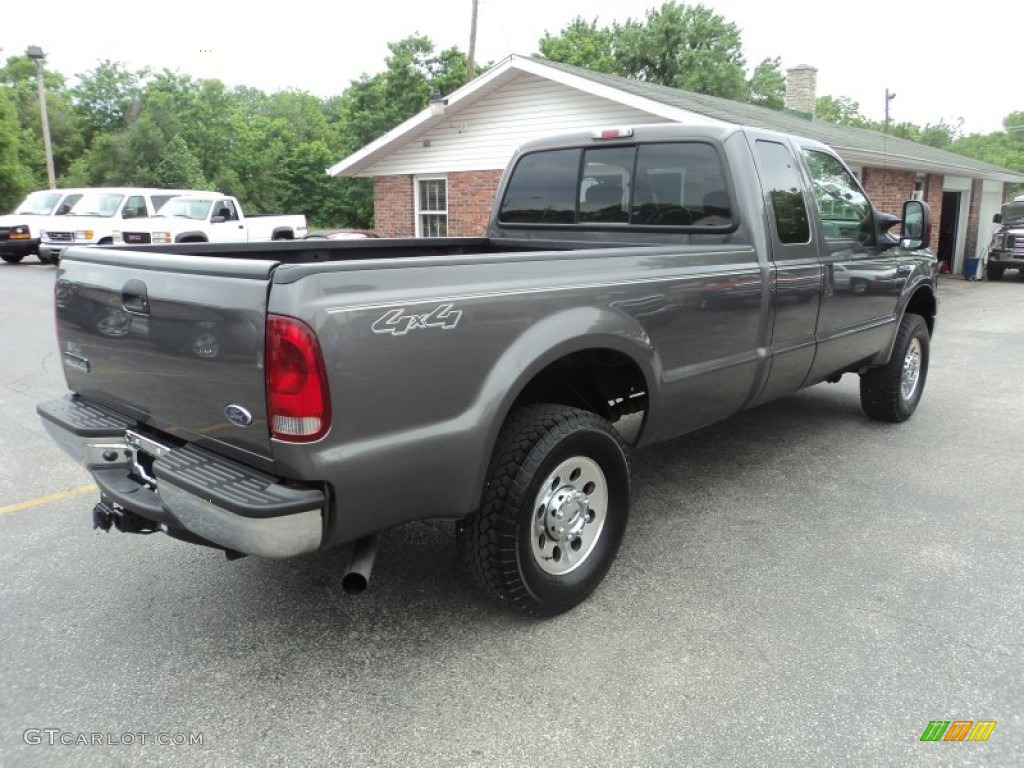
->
[508, 57, 729, 127]
[328, 55, 728, 178]
[327, 58, 520, 177]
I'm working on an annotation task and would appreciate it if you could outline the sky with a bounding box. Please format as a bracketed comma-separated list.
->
[0, 0, 1013, 136]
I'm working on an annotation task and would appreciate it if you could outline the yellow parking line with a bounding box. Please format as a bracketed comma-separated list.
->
[0, 484, 97, 515]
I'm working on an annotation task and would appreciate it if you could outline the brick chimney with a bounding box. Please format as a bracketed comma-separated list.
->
[785, 65, 818, 116]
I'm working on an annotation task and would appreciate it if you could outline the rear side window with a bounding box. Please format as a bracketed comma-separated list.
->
[499, 142, 731, 228]
[755, 140, 810, 244]
[633, 143, 731, 226]
[499, 149, 580, 224]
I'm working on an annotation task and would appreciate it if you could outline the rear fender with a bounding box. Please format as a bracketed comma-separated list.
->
[471, 306, 659, 494]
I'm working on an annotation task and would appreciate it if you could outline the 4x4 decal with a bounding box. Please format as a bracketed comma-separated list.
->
[371, 303, 462, 336]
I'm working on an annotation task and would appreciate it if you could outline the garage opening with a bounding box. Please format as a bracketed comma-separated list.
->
[938, 191, 962, 274]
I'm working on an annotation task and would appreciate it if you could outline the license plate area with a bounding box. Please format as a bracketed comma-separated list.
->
[125, 430, 172, 489]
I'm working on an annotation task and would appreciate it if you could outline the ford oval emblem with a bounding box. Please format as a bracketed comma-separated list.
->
[224, 405, 253, 427]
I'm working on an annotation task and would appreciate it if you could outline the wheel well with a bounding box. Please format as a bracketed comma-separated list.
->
[177, 236, 206, 243]
[511, 349, 649, 444]
[905, 286, 937, 335]
[97, 237, 113, 245]
[272, 229, 294, 240]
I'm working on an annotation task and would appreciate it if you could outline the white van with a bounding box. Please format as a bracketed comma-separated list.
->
[0, 189, 87, 264]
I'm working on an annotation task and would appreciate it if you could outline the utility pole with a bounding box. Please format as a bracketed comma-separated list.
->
[467, 0, 479, 82]
[26, 45, 56, 189]
[884, 88, 896, 133]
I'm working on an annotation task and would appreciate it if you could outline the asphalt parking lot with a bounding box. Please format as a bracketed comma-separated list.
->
[1, 261, 1021, 767]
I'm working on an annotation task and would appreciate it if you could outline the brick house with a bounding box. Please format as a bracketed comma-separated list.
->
[329, 56, 1024, 275]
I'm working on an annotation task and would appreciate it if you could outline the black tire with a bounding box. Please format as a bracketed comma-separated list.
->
[1, 254, 25, 264]
[456, 404, 630, 617]
[860, 313, 929, 422]
[987, 264, 1004, 281]
[851, 278, 868, 295]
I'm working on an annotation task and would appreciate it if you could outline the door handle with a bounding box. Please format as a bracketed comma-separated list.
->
[121, 278, 150, 314]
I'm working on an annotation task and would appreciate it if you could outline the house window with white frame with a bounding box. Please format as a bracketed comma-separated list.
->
[416, 176, 448, 237]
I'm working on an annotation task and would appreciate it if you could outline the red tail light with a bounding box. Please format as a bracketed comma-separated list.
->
[266, 314, 331, 442]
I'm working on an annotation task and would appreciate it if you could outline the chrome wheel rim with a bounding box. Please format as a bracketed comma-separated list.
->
[530, 456, 607, 575]
[901, 338, 922, 401]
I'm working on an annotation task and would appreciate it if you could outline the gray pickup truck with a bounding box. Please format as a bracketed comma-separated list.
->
[38, 123, 937, 616]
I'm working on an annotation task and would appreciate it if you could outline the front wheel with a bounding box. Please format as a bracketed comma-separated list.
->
[859, 313, 930, 422]
[1, 254, 25, 264]
[987, 263, 1004, 281]
[457, 404, 630, 617]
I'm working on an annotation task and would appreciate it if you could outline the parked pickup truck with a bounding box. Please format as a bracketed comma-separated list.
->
[114, 194, 306, 245]
[38, 123, 937, 616]
[38, 187, 215, 264]
[986, 199, 1024, 280]
[0, 188, 85, 264]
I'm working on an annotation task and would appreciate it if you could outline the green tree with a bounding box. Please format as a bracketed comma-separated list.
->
[70, 60, 147, 144]
[0, 89, 30, 210]
[149, 134, 210, 189]
[338, 36, 468, 153]
[613, 2, 747, 98]
[950, 112, 1024, 192]
[0, 54, 84, 185]
[748, 57, 785, 110]
[538, 17, 617, 73]
[815, 95, 870, 127]
[328, 36, 469, 226]
[539, 3, 749, 99]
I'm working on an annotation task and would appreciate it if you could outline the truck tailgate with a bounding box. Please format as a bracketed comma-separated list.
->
[55, 247, 276, 466]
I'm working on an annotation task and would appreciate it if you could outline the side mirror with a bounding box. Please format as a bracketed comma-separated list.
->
[122, 209, 136, 219]
[210, 215, 226, 224]
[56, 204, 70, 215]
[993, 213, 1002, 224]
[900, 199, 932, 250]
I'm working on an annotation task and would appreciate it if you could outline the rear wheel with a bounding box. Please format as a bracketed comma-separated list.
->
[1, 254, 24, 264]
[860, 313, 929, 422]
[987, 263, 1004, 281]
[457, 404, 630, 617]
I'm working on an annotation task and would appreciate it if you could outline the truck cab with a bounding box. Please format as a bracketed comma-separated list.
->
[115, 195, 307, 245]
[986, 201, 1024, 280]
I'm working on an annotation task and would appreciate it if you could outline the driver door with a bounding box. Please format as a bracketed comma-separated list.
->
[209, 199, 247, 243]
[799, 147, 905, 381]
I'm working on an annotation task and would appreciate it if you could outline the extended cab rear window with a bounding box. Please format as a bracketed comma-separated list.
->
[499, 142, 732, 228]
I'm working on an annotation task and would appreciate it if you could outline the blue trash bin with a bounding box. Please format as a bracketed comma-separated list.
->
[964, 258, 979, 279]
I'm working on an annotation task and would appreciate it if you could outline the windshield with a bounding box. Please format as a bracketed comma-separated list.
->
[1000, 202, 1024, 224]
[68, 192, 124, 217]
[14, 191, 63, 215]
[155, 198, 212, 220]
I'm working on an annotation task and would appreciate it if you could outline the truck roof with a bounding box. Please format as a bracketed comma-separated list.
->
[513, 122, 827, 154]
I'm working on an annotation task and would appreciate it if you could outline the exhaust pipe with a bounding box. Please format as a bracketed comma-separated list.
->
[342, 535, 381, 595]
